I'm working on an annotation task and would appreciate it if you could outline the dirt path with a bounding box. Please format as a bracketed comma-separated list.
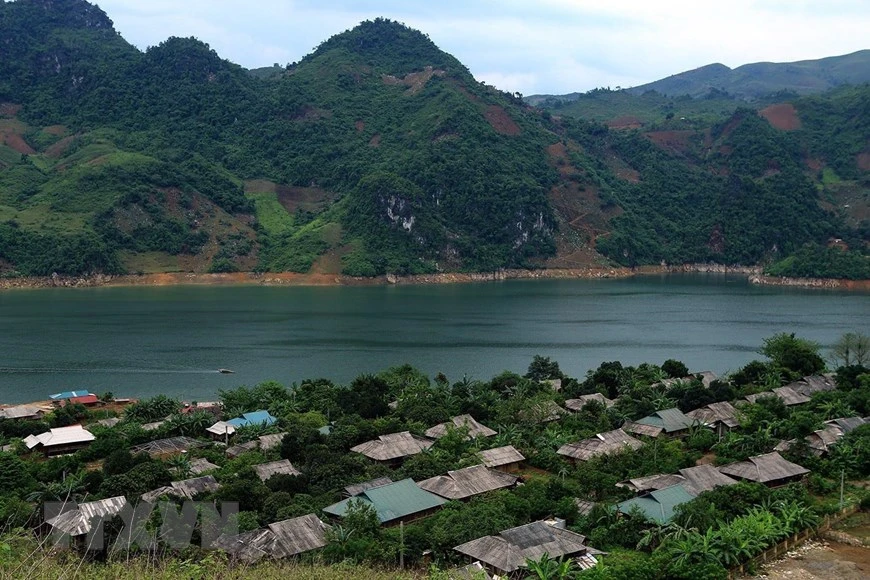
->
[752, 540, 870, 580]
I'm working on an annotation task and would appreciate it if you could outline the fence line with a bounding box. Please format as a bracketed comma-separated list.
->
[728, 505, 859, 578]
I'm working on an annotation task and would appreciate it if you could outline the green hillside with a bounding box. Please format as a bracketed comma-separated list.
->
[0, 0, 866, 278]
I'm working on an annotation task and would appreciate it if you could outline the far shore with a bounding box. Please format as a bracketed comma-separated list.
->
[1, 264, 868, 292]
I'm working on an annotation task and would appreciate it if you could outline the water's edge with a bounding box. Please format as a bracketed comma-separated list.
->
[2, 264, 867, 291]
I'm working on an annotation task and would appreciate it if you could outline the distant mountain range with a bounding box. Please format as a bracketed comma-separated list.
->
[528, 50, 870, 104]
[0, 0, 866, 279]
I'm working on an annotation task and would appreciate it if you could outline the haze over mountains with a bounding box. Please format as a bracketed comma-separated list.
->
[0, 0, 867, 279]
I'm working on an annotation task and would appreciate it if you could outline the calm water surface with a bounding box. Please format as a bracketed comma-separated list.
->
[0, 274, 866, 403]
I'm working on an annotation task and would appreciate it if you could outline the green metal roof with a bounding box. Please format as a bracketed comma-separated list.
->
[323, 478, 446, 523]
[637, 408, 694, 433]
[617, 484, 695, 523]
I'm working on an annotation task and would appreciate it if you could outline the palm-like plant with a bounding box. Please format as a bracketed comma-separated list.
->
[525, 553, 578, 579]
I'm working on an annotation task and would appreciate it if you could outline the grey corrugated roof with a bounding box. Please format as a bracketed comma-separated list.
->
[258, 432, 287, 451]
[350, 431, 433, 461]
[189, 457, 219, 475]
[169, 475, 220, 499]
[745, 387, 810, 406]
[564, 393, 614, 412]
[46, 496, 128, 537]
[454, 520, 594, 574]
[557, 429, 644, 461]
[678, 464, 738, 494]
[418, 464, 518, 500]
[686, 401, 739, 428]
[344, 477, 394, 498]
[268, 513, 331, 557]
[519, 400, 567, 423]
[425, 415, 497, 440]
[212, 528, 275, 563]
[253, 459, 301, 482]
[718, 452, 809, 484]
[0, 405, 43, 419]
[618, 473, 685, 493]
[130, 436, 206, 456]
[623, 422, 664, 438]
[477, 445, 525, 468]
[226, 440, 259, 458]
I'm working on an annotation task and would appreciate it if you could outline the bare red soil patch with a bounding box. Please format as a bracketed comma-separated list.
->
[45, 135, 74, 158]
[1, 131, 35, 154]
[0, 103, 21, 117]
[355, 120, 365, 132]
[806, 157, 824, 171]
[607, 116, 643, 129]
[646, 130, 694, 155]
[382, 66, 445, 95]
[43, 125, 67, 136]
[547, 142, 578, 178]
[760, 103, 801, 131]
[275, 185, 337, 215]
[484, 105, 521, 136]
[369, 134, 381, 147]
[857, 152, 870, 171]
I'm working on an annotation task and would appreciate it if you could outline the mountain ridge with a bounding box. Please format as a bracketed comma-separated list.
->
[0, 0, 866, 279]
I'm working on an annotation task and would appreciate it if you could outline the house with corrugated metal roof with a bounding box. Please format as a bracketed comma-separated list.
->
[323, 478, 446, 526]
[557, 429, 644, 463]
[425, 415, 496, 440]
[350, 431, 433, 465]
[46, 496, 128, 548]
[632, 408, 697, 437]
[477, 445, 525, 472]
[453, 519, 602, 577]
[617, 484, 696, 524]
[718, 452, 809, 487]
[418, 464, 518, 500]
[253, 459, 301, 482]
[564, 393, 615, 412]
[24, 425, 95, 456]
[686, 401, 740, 438]
[212, 513, 331, 563]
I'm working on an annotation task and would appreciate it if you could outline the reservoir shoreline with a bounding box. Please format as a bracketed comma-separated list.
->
[2, 264, 868, 291]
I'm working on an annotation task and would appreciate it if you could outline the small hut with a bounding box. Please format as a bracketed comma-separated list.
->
[476, 445, 525, 473]
[425, 415, 496, 440]
[418, 464, 518, 500]
[718, 452, 809, 487]
[323, 478, 446, 526]
[24, 425, 95, 456]
[557, 429, 643, 463]
[253, 459, 301, 482]
[350, 432, 433, 465]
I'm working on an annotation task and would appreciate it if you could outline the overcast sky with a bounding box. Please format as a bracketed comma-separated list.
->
[95, 0, 870, 96]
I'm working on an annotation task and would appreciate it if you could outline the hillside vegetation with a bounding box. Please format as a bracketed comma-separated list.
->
[0, 0, 867, 278]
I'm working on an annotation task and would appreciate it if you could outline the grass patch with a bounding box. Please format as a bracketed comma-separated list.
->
[249, 190, 295, 236]
[120, 250, 182, 274]
[821, 167, 842, 185]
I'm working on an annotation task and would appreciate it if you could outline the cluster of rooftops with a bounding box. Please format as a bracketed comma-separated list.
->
[5, 373, 866, 576]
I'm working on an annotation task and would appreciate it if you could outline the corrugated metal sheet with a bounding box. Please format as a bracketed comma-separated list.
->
[477, 445, 525, 468]
[418, 464, 517, 500]
[617, 484, 695, 523]
[350, 432, 433, 462]
[324, 478, 446, 523]
[425, 415, 496, 440]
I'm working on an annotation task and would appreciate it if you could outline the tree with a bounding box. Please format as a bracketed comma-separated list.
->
[662, 359, 689, 379]
[759, 333, 825, 378]
[829, 332, 870, 367]
[525, 355, 564, 381]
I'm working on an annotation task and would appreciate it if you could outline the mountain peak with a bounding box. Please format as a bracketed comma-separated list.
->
[12, 0, 115, 31]
[306, 17, 461, 74]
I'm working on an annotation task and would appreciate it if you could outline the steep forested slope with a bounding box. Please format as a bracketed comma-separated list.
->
[0, 0, 865, 277]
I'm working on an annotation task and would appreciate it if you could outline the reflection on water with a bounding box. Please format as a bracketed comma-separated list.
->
[1, 274, 866, 403]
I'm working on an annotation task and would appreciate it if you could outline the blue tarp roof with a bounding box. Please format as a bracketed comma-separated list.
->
[49, 390, 93, 400]
[226, 410, 277, 428]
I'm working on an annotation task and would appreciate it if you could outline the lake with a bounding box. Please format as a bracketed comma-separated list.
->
[0, 274, 866, 403]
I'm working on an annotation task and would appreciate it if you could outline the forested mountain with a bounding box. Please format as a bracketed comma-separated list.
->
[0, 0, 866, 278]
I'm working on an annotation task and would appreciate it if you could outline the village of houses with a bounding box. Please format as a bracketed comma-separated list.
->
[0, 364, 867, 579]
